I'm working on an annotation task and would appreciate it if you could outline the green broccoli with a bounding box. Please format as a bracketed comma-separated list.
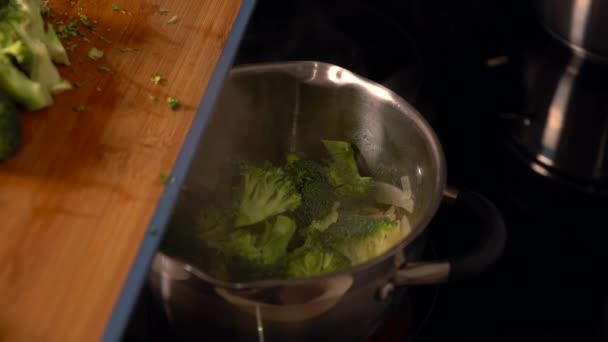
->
[319, 215, 401, 265]
[224, 215, 296, 281]
[44, 23, 70, 65]
[234, 162, 301, 227]
[195, 206, 235, 251]
[0, 48, 52, 111]
[6, 0, 71, 88]
[0, 90, 21, 161]
[285, 158, 335, 229]
[322, 140, 374, 201]
[286, 245, 351, 279]
[308, 201, 340, 233]
[0, 0, 71, 111]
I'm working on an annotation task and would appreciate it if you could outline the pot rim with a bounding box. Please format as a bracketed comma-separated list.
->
[158, 61, 448, 290]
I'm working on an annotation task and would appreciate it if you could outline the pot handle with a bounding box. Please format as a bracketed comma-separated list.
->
[383, 187, 507, 293]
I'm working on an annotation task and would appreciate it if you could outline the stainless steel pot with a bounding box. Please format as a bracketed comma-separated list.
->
[149, 62, 506, 341]
[534, 0, 608, 59]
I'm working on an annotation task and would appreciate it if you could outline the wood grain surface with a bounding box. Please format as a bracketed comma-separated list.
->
[0, 0, 242, 341]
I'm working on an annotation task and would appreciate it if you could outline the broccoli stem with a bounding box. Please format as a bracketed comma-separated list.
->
[0, 56, 53, 111]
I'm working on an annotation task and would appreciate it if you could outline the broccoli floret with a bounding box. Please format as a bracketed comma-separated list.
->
[308, 201, 340, 232]
[1, 0, 71, 96]
[234, 162, 301, 227]
[286, 245, 351, 279]
[286, 158, 335, 228]
[319, 215, 401, 265]
[195, 206, 234, 251]
[322, 140, 374, 201]
[0, 23, 31, 68]
[225, 215, 296, 281]
[167, 96, 179, 110]
[0, 91, 21, 161]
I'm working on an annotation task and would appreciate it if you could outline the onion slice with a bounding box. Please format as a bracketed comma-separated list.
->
[373, 180, 414, 213]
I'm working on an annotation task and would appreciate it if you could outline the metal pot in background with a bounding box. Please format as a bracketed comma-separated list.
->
[149, 62, 507, 342]
[534, 0, 608, 59]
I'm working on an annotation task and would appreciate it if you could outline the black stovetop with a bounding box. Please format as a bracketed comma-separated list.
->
[125, 0, 608, 340]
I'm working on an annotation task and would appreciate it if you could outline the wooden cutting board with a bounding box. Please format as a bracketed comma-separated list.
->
[0, 0, 243, 341]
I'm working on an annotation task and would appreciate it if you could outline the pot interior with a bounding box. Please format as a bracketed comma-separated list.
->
[161, 61, 446, 284]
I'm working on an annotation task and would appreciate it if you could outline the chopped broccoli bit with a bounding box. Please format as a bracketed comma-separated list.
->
[319, 215, 401, 264]
[234, 162, 301, 227]
[67, 43, 78, 51]
[111, 4, 121, 11]
[167, 96, 179, 110]
[167, 15, 178, 24]
[159, 8, 170, 14]
[224, 215, 296, 281]
[308, 201, 340, 233]
[72, 105, 86, 112]
[57, 21, 80, 39]
[56, 22, 79, 39]
[97, 65, 111, 73]
[148, 95, 157, 101]
[87, 47, 104, 60]
[151, 72, 162, 85]
[286, 245, 350, 279]
[323, 140, 374, 201]
[286, 158, 335, 229]
[79, 14, 93, 30]
[160, 172, 176, 183]
[92, 32, 111, 44]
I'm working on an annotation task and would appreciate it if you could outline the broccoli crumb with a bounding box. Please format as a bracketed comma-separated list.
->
[93, 32, 111, 44]
[151, 72, 162, 85]
[159, 8, 170, 14]
[148, 95, 158, 101]
[97, 66, 112, 73]
[167, 16, 178, 24]
[79, 14, 93, 31]
[57, 21, 79, 39]
[111, 4, 120, 11]
[87, 47, 104, 60]
[72, 105, 86, 112]
[67, 43, 78, 51]
[160, 172, 176, 183]
[167, 97, 179, 110]
[119, 47, 133, 52]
